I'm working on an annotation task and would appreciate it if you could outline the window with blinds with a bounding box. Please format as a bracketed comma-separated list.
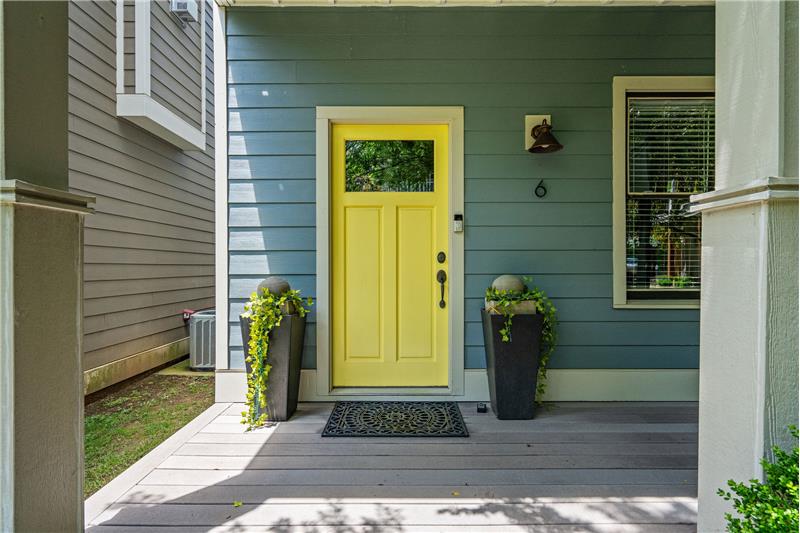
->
[625, 95, 714, 300]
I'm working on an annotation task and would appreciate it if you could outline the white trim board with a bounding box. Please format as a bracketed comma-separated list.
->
[314, 106, 465, 399]
[213, 3, 229, 373]
[0, 187, 14, 528]
[215, 368, 700, 402]
[115, 0, 207, 151]
[116, 95, 206, 150]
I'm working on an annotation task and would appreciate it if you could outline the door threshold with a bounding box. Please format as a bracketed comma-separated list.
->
[327, 386, 455, 398]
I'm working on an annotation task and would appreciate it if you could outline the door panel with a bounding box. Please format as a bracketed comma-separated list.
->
[397, 207, 434, 360]
[332, 124, 449, 387]
[344, 206, 382, 360]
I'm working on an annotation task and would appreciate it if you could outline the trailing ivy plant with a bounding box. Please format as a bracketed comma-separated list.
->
[241, 288, 312, 429]
[717, 426, 799, 533]
[485, 277, 557, 400]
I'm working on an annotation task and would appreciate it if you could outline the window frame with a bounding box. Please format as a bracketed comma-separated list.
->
[612, 76, 714, 309]
[114, 0, 207, 151]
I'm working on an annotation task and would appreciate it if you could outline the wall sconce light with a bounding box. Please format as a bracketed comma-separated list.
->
[524, 115, 564, 153]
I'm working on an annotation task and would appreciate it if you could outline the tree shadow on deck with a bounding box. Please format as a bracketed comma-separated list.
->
[87, 402, 699, 531]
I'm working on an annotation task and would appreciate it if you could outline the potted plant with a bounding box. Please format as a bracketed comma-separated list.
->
[239, 277, 312, 428]
[482, 275, 557, 420]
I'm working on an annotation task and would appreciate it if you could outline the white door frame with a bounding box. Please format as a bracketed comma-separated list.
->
[314, 106, 465, 400]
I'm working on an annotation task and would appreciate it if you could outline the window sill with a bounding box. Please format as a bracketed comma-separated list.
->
[613, 300, 700, 310]
[116, 94, 205, 151]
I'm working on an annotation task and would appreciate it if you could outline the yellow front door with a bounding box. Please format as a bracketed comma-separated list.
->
[331, 124, 449, 387]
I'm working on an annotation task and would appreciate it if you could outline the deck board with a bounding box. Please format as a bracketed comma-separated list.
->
[93, 500, 697, 527]
[114, 484, 699, 503]
[85, 402, 699, 531]
[199, 421, 699, 434]
[174, 441, 698, 456]
[159, 454, 698, 470]
[139, 467, 697, 486]
[188, 430, 698, 445]
[88, 525, 698, 532]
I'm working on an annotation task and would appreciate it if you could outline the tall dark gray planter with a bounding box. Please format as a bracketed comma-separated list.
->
[240, 314, 306, 422]
[481, 309, 543, 420]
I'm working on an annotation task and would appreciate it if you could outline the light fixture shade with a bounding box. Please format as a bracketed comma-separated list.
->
[528, 119, 563, 153]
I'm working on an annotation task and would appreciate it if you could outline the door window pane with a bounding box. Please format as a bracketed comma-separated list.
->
[345, 140, 434, 192]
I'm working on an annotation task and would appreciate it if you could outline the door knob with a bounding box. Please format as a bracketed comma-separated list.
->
[436, 270, 447, 308]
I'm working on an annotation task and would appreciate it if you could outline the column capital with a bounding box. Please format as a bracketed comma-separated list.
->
[0, 180, 94, 214]
[689, 177, 798, 214]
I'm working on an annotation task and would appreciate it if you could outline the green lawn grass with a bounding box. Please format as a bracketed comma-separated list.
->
[84, 372, 214, 497]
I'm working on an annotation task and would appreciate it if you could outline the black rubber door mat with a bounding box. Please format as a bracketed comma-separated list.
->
[321, 401, 469, 437]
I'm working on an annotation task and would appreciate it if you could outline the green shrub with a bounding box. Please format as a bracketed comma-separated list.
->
[717, 426, 799, 532]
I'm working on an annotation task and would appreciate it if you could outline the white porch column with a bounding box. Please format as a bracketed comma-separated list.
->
[0, 3, 94, 531]
[0, 182, 94, 531]
[693, 1, 798, 532]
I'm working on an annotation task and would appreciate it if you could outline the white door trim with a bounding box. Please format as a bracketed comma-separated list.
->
[315, 106, 465, 400]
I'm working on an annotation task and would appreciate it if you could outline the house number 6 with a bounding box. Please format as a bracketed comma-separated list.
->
[534, 179, 547, 198]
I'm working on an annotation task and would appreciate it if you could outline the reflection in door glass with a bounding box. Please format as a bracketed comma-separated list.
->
[345, 140, 434, 192]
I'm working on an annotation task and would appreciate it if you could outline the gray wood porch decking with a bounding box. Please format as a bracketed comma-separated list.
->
[85, 402, 699, 532]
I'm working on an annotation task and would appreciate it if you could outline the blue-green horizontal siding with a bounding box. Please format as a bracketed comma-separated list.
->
[229, 204, 315, 226]
[229, 83, 614, 107]
[230, 154, 615, 180]
[229, 227, 316, 251]
[465, 346, 701, 369]
[229, 59, 716, 85]
[226, 9, 714, 36]
[231, 130, 609, 155]
[465, 179, 612, 203]
[229, 180, 315, 203]
[229, 155, 315, 179]
[226, 6, 712, 371]
[227, 35, 713, 60]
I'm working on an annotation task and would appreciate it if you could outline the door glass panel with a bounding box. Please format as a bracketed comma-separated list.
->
[345, 140, 434, 192]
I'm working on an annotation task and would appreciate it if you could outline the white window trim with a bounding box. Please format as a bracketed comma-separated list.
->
[314, 106, 466, 400]
[612, 76, 714, 309]
[115, 0, 207, 151]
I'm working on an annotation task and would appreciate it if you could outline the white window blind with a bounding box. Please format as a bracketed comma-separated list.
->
[625, 96, 714, 298]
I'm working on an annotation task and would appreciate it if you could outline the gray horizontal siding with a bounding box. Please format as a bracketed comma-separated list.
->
[124, 1, 134, 91]
[150, 0, 203, 127]
[69, 0, 215, 373]
[226, 7, 712, 371]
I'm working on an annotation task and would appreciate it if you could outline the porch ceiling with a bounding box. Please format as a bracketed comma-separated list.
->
[217, 0, 713, 7]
